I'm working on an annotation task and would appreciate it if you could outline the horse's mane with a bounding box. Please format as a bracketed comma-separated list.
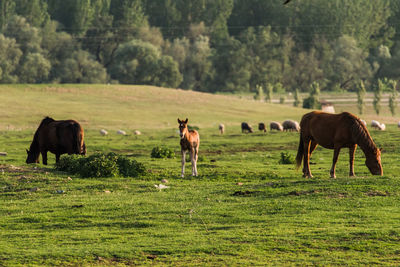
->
[38, 116, 55, 128]
[344, 112, 377, 153]
[30, 117, 55, 151]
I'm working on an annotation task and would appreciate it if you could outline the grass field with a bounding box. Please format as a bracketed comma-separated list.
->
[1, 85, 400, 266]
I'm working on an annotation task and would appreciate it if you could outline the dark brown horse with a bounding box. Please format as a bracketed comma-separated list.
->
[26, 117, 86, 165]
[296, 111, 382, 178]
[178, 118, 200, 177]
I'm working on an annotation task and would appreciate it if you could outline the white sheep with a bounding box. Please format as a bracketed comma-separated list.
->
[219, 124, 225, 134]
[371, 120, 385, 130]
[99, 129, 108, 136]
[270, 121, 283, 131]
[117, 130, 127, 135]
[282, 120, 300, 132]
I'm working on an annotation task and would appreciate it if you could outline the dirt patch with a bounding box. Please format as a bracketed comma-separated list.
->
[288, 189, 321, 196]
[326, 192, 349, 199]
[0, 164, 48, 174]
[365, 190, 390, 197]
[232, 190, 261, 196]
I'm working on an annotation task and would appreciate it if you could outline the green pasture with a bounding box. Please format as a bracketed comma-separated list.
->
[1, 85, 400, 266]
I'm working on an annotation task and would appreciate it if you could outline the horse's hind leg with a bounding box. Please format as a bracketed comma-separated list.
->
[56, 153, 61, 163]
[194, 147, 199, 176]
[190, 149, 195, 176]
[330, 146, 341, 178]
[303, 139, 313, 178]
[349, 144, 357, 177]
[303, 140, 318, 174]
[181, 151, 186, 178]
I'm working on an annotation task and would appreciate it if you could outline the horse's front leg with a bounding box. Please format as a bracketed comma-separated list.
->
[349, 144, 357, 177]
[330, 146, 341, 178]
[41, 151, 48, 165]
[56, 153, 61, 163]
[181, 150, 186, 178]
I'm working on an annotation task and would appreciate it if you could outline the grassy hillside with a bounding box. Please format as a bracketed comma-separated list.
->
[1, 85, 400, 266]
[0, 84, 304, 131]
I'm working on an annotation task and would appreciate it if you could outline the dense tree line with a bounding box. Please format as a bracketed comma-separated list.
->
[1, 0, 400, 93]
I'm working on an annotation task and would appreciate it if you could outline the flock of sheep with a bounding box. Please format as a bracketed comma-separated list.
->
[217, 120, 300, 135]
[96, 119, 390, 137]
[217, 118, 390, 135]
[99, 129, 141, 136]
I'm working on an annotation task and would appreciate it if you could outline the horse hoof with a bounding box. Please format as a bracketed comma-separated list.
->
[181, 174, 184, 178]
[330, 174, 336, 178]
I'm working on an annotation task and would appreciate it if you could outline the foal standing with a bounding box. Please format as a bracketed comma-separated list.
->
[178, 118, 200, 177]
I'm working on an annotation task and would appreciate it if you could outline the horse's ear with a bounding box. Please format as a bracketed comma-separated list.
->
[177, 118, 181, 124]
[184, 118, 188, 124]
[26, 149, 29, 153]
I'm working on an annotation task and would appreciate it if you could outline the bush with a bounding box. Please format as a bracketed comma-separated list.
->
[279, 152, 295, 164]
[116, 155, 146, 177]
[151, 147, 175, 158]
[55, 153, 146, 178]
[187, 125, 200, 131]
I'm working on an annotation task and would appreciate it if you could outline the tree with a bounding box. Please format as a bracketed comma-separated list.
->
[356, 80, 366, 115]
[265, 83, 273, 103]
[0, 0, 15, 30]
[239, 26, 289, 91]
[59, 50, 108, 83]
[109, 40, 182, 87]
[153, 55, 182, 88]
[208, 36, 251, 92]
[388, 79, 398, 116]
[328, 35, 374, 90]
[303, 82, 321, 109]
[143, 0, 233, 42]
[4, 16, 42, 54]
[0, 34, 23, 83]
[46, 0, 93, 35]
[164, 27, 213, 91]
[374, 79, 384, 115]
[17, 52, 51, 83]
[253, 85, 264, 101]
[293, 89, 301, 107]
[15, 0, 50, 27]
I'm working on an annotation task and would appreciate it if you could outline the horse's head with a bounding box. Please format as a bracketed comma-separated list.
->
[177, 118, 188, 139]
[26, 149, 39, 164]
[365, 148, 383, 176]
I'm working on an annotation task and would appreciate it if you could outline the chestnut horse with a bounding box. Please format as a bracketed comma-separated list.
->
[26, 117, 86, 165]
[178, 118, 200, 177]
[296, 111, 382, 178]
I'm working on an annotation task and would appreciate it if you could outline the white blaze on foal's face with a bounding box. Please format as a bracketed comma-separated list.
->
[177, 118, 189, 139]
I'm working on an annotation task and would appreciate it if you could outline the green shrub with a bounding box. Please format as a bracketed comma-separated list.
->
[279, 152, 295, 164]
[117, 155, 146, 177]
[79, 153, 119, 178]
[55, 152, 146, 178]
[55, 154, 87, 174]
[151, 147, 175, 158]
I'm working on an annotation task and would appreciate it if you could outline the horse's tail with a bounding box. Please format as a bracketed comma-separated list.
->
[71, 123, 83, 154]
[295, 132, 304, 169]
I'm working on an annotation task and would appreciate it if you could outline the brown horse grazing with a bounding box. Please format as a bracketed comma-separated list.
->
[178, 118, 200, 177]
[296, 111, 382, 178]
[26, 117, 86, 165]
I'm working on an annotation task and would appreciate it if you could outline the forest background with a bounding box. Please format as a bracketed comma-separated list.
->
[1, 0, 400, 95]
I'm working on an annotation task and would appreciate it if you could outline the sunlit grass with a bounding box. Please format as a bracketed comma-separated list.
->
[0, 85, 400, 265]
